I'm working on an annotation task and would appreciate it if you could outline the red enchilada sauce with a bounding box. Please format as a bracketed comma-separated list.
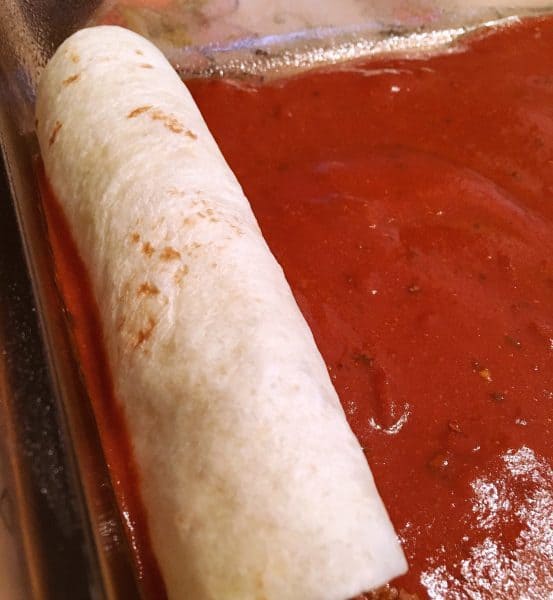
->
[185, 18, 553, 599]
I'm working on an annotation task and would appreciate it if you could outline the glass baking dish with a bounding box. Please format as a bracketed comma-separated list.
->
[0, 1, 551, 597]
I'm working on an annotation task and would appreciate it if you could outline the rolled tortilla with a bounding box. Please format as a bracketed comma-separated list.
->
[36, 26, 406, 600]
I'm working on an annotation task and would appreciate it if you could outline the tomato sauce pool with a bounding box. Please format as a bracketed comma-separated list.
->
[187, 18, 553, 598]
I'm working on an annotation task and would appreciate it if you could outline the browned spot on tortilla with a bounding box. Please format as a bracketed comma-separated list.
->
[150, 109, 185, 134]
[142, 241, 155, 257]
[63, 73, 80, 85]
[183, 216, 195, 226]
[137, 282, 160, 296]
[49, 121, 62, 146]
[135, 49, 144, 55]
[160, 246, 181, 261]
[127, 105, 153, 119]
[119, 281, 131, 301]
[167, 187, 185, 197]
[70, 52, 80, 63]
[127, 104, 193, 139]
[183, 242, 201, 257]
[230, 224, 245, 236]
[150, 110, 197, 138]
[135, 316, 157, 348]
[184, 242, 202, 254]
[116, 316, 126, 332]
[139, 63, 154, 69]
[130, 232, 140, 244]
[173, 265, 189, 284]
[205, 208, 221, 223]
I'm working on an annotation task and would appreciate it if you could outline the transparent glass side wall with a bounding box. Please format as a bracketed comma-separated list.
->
[0, 1, 551, 597]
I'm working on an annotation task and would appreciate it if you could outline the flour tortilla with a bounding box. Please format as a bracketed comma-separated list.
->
[36, 26, 406, 600]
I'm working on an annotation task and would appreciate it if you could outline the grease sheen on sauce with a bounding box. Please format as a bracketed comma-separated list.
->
[187, 18, 553, 599]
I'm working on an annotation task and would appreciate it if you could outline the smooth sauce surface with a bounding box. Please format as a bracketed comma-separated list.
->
[187, 18, 553, 598]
